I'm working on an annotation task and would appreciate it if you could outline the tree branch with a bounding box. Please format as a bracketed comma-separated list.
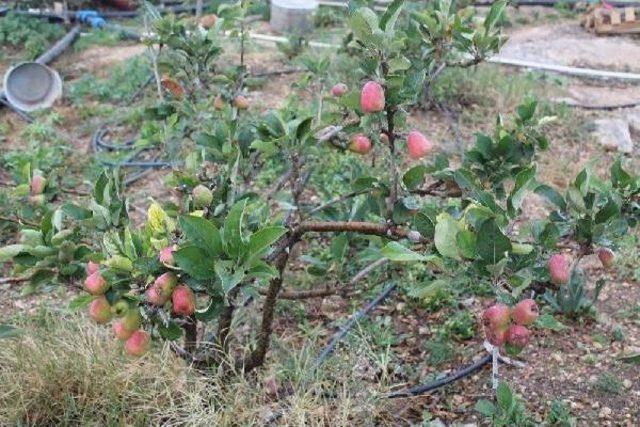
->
[295, 220, 426, 242]
[260, 258, 390, 300]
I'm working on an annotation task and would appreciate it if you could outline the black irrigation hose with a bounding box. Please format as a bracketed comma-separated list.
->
[1, 4, 201, 20]
[91, 125, 173, 186]
[385, 354, 493, 399]
[310, 282, 397, 372]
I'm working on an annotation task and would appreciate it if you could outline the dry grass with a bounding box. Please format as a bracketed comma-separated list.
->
[0, 310, 390, 426]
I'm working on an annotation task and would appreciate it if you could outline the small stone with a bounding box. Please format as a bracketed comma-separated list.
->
[599, 407, 612, 418]
[593, 118, 633, 153]
[623, 379, 632, 389]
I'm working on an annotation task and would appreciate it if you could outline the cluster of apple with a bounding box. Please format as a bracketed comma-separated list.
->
[482, 299, 539, 354]
[330, 81, 434, 159]
[482, 248, 616, 354]
[84, 244, 195, 357]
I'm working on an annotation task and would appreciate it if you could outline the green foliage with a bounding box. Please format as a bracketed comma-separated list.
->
[1, 0, 638, 379]
[424, 339, 454, 365]
[0, 13, 65, 60]
[69, 57, 151, 104]
[595, 372, 623, 395]
[547, 400, 576, 427]
[475, 382, 535, 426]
[543, 269, 605, 318]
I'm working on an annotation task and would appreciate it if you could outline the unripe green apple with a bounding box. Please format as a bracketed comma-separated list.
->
[192, 185, 213, 208]
[111, 299, 130, 317]
[113, 310, 141, 340]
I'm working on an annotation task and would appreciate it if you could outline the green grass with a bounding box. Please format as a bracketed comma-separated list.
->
[0, 13, 66, 61]
[68, 56, 152, 105]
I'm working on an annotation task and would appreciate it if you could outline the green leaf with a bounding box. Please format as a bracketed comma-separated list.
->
[594, 197, 621, 224]
[0, 244, 29, 262]
[456, 229, 477, 259]
[508, 165, 536, 215]
[247, 226, 287, 260]
[534, 313, 566, 331]
[196, 297, 225, 321]
[496, 382, 513, 410]
[484, 0, 507, 32]
[610, 158, 633, 189]
[62, 203, 93, 220]
[434, 212, 461, 259]
[475, 399, 496, 417]
[174, 246, 216, 280]
[402, 165, 427, 190]
[214, 262, 245, 294]
[476, 219, 511, 263]
[454, 169, 501, 213]
[329, 234, 349, 260]
[179, 215, 223, 257]
[69, 295, 96, 312]
[147, 202, 173, 234]
[158, 321, 183, 341]
[534, 184, 566, 210]
[380, 0, 404, 31]
[222, 200, 247, 258]
[349, 7, 379, 44]
[381, 242, 425, 262]
[407, 279, 449, 300]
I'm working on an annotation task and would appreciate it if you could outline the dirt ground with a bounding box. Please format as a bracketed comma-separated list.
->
[1, 9, 639, 426]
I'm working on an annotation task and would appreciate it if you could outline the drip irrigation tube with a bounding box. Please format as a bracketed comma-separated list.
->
[1, 4, 201, 20]
[385, 354, 493, 398]
[91, 126, 173, 185]
[310, 282, 397, 372]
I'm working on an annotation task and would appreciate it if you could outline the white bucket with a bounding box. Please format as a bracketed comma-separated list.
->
[270, 0, 318, 34]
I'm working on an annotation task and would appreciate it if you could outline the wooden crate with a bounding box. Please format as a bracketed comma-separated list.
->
[581, 6, 640, 35]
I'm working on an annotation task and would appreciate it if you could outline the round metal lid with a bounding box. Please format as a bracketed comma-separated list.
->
[3, 62, 62, 112]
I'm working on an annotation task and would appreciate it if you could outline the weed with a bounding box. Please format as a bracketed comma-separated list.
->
[547, 400, 576, 427]
[424, 339, 455, 366]
[595, 372, 623, 395]
[475, 382, 536, 426]
[68, 56, 151, 104]
[0, 13, 65, 60]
